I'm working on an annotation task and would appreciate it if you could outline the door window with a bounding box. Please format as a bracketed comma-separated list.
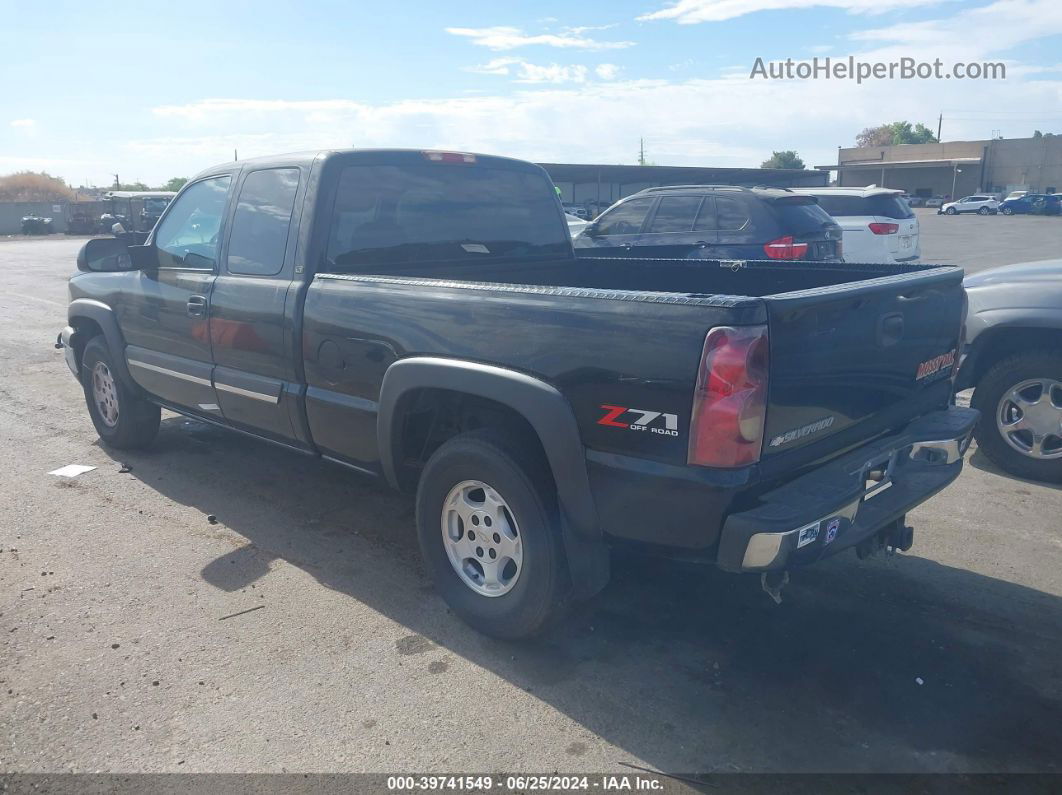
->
[226, 168, 300, 276]
[594, 198, 652, 236]
[646, 197, 701, 233]
[155, 176, 231, 269]
[718, 196, 753, 231]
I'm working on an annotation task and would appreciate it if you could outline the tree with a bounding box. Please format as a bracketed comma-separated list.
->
[0, 171, 74, 202]
[116, 181, 149, 191]
[159, 177, 188, 192]
[761, 150, 805, 170]
[856, 121, 938, 148]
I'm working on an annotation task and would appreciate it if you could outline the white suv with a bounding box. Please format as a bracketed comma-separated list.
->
[940, 195, 1000, 215]
[789, 187, 919, 264]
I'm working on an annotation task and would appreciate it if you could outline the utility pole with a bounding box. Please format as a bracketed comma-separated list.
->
[937, 113, 942, 141]
[113, 174, 119, 189]
[638, 138, 646, 166]
[234, 149, 238, 162]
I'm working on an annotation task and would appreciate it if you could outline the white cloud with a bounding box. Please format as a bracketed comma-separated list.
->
[851, 0, 1062, 60]
[9, 118, 35, 128]
[445, 25, 634, 50]
[136, 70, 1062, 184]
[465, 57, 523, 76]
[466, 59, 620, 84]
[639, 0, 927, 24]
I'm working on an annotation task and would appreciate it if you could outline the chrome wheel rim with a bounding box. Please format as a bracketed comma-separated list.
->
[91, 361, 120, 428]
[441, 479, 522, 597]
[996, 378, 1062, 460]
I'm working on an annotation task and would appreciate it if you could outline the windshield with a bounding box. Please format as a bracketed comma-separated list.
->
[325, 163, 569, 269]
[813, 194, 914, 219]
[772, 198, 838, 234]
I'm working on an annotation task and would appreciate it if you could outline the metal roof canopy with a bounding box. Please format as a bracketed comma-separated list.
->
[539, 162, 827, 186]
[103, 191, 178, 199]
[815, 157, 982, 171]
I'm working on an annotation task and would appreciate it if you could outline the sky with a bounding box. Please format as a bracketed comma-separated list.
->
[1, 0, 1061, 187]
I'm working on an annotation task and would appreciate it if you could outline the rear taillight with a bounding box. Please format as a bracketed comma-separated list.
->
[868, 222, 899, 235]
[688, 325, 769, 468]
[763, 236, 808, 260]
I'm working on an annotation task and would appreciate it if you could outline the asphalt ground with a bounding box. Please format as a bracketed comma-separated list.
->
[0, 234, 1059, 777]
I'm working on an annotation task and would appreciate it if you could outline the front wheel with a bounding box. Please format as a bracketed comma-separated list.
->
[971, 351, 1062, 483]
[81, 337, 160, 449]
[945, 206, 958, 215]
[1002, 207, 1014, 215]
[415, 429, 569, 639]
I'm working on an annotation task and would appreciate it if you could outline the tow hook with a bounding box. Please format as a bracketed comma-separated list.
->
[761, 570, 789, 605]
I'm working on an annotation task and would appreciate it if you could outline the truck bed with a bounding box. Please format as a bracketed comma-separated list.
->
[326, 254, 942, 299]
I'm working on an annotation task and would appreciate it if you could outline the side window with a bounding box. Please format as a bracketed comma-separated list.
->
[226, 168, 300, 276]
[647, 197, 702, 233]
[155, 176, 231, 269]
[594, 198, 653, 236]
[715, 196, 752, 231]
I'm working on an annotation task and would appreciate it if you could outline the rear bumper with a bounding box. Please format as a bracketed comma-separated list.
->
[716, 407, 978, 572]
[57, 327, 80, 378]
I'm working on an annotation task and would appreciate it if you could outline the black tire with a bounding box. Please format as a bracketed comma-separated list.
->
[978, 207, 990, 215]
[415, 429, 568, 639]
[945, 206, 958, 215]
[971, 351, 1062, 483]
[1002, 207, 1014, 215]
[81, 336, 160, 449]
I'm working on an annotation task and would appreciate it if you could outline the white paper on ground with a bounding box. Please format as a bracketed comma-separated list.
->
[48, 464, 96, 478]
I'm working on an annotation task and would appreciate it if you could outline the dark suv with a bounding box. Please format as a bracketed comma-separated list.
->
[573, 185, 844, 261]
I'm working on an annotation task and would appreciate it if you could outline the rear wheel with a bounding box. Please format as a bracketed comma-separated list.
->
[415, 429, 568, 639]
[945, 206, 958, 215]
[978, 206, 990, 215]
[81, 337, 160, 449]
[972, 351, 1062, 483]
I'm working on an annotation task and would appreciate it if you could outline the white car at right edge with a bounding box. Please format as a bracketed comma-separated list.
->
[790, 186, 920, 264]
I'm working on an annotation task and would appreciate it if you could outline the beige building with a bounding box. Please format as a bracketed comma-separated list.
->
[817, 136, 1062, 199]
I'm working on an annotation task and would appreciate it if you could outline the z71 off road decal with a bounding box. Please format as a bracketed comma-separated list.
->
[597, 405, 680, 437]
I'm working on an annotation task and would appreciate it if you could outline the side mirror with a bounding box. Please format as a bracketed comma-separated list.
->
[77, 237, 133, 272]
[584, 223, 601, 237]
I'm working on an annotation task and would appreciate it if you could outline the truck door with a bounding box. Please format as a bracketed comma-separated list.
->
[209, 166, 310, 448]
[120, 175, 231, 413]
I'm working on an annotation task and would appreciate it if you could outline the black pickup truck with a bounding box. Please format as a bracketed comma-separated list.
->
[59, 149, 977, 638]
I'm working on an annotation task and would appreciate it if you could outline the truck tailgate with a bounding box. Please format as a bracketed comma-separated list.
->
[760, 266, 964, 466]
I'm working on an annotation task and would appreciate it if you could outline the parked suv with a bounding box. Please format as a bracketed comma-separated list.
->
[790, 187, 919, 264]
[940, 195, 999, 215]
[1000, 193, 1061, 216]
[573, 186, 843, 261]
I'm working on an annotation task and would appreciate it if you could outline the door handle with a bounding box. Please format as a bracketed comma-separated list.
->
[694, 240, 709, 248]
[187, 295, 207, 317]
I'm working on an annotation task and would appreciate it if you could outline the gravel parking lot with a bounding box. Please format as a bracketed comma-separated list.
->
[1, 234, 1060, 776]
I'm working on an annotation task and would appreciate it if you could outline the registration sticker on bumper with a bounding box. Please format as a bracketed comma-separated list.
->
[797, 522, 821, 548]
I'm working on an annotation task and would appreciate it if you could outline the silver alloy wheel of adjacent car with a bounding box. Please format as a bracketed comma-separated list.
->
[91, 361, 120, 428]
[996, 378, 1062, 459]
[441, 479, 523, 597]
